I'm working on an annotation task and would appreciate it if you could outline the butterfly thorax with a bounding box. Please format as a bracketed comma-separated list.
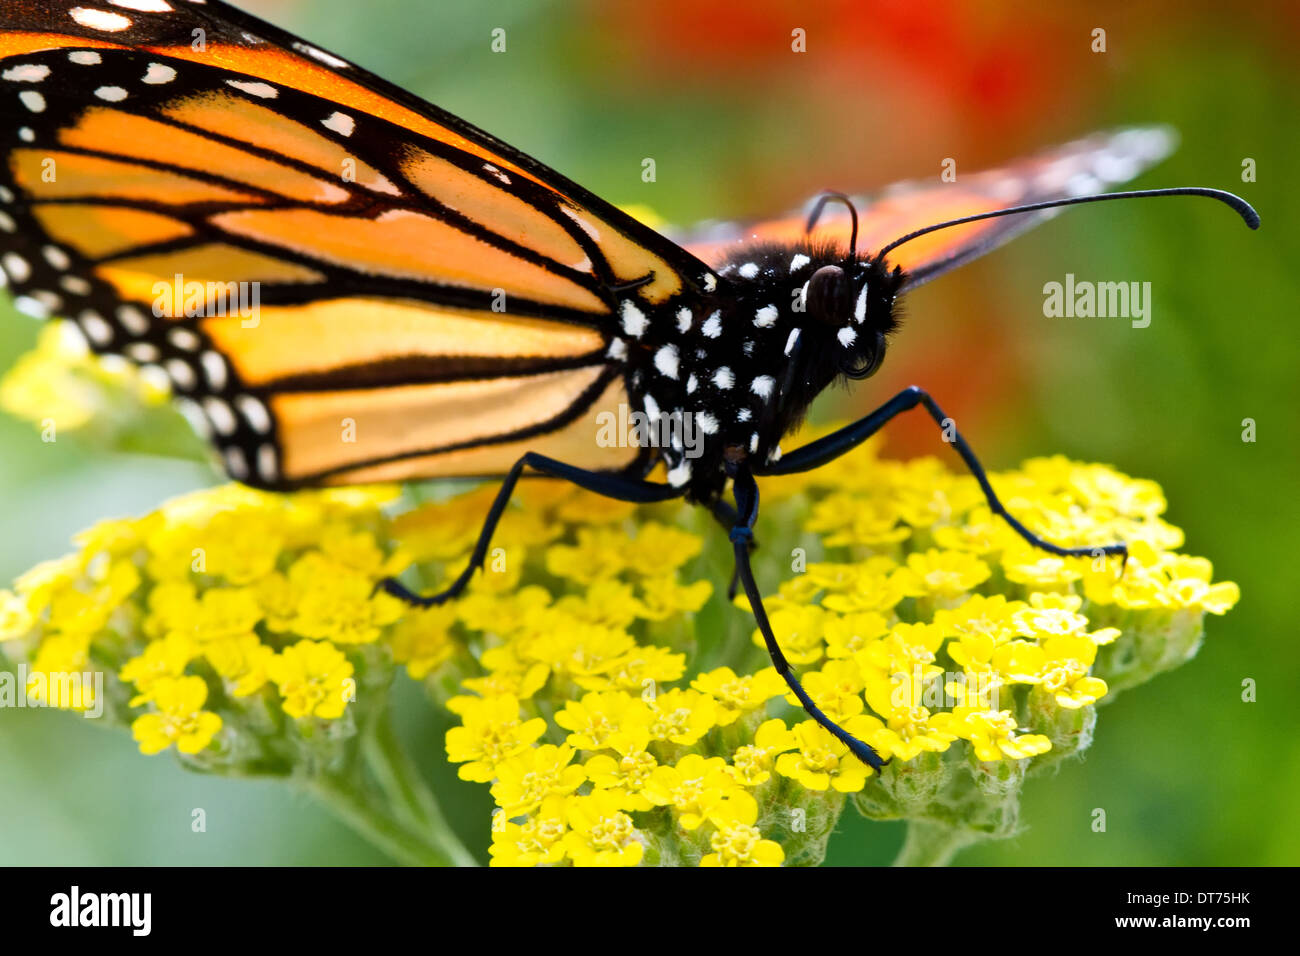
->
[617, 240, 903, 503]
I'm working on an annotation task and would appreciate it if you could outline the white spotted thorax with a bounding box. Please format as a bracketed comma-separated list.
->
[610, 242, 902, 502]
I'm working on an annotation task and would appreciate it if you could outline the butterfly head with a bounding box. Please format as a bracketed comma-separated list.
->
[701, 243, 904, 470]
[802, 258, 901, 382]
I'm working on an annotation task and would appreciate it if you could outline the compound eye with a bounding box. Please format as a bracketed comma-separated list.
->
[805, 265, 850, 324]
[839, 330, 887, 380]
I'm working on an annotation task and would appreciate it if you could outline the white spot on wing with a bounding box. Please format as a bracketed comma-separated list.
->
[137, 364, 171, 394]
[235, 395, 272, 434]
[200, 350, 227, 390]
[2, 64, 52, 83]
[110, 0, 174, 11]
[203, 397, 237, 435]
[738, 262, 759, 279]
[713, 366, 733, 390]
[116, 304, 150, 335]
[60, 275, 92, 295]
[231, 395, 269, 434]
[94, 85, 128, 102]
[165, 358, 197, 390]
[257, 444, 278, 483]
[125, 342, 160, 363]
[69, 7, 133, 32]
[754, 304, 778, 328]
[18, 90, 45, 112]
[2, 252, 31, 282]
[676, 307, 691, 333]
[790, 253, 810, 271]
[142, 62, 177, 84]
[78, 309, 114, 346]
[69, 51, 103, 66]
[226, 79, 278, 99]
[168, 327, 201, 351]
[224, 447, 250, 481]
[321, 111, 355, 137]
[750, 375, 775, 400]
[701, 311, 722, 338]
[784, 328, 801, 356]
[854, 283, 868, 323]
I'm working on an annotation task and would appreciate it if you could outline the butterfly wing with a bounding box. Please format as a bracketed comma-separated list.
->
[0, 0, 716, 489]
[679, 127, 1177, 290]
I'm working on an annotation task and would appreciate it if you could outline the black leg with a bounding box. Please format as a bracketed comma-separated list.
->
[380, 454, 683, 608]
[756, 385, 1127, 565]
[710, 499, 756, 601]
[729, 465, 886, 771]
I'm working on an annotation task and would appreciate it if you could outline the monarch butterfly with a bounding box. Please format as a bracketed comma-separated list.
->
[0, 0, 1259, 770]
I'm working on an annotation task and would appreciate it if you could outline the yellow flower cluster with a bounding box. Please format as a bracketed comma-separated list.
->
[742, 439, 1240, 767]
[0, 415, 1240, 866]
[0, 484, 409, 757]
[431, 496, 790, 867]
[0, 322, 168, 432]
[447, 436, 1238, 866]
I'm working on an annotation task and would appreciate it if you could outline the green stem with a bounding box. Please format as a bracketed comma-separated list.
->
[308, 774, 462, 867]
[362, 706, 479, 867]
[891, 820, 977, 867]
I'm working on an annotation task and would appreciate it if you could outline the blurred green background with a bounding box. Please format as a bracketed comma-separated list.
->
[1, 0, 1295, 865]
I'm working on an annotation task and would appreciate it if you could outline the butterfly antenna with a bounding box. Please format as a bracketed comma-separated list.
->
[805, 191, 859, 259]
[875, 187, 1260, 262]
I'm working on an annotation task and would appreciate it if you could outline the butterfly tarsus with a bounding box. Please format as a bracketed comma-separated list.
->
[377, 451, 682, 609]
[376, 576, 454, 609]
[757, 385, 1129, 573]
[728, 462, 888, 772]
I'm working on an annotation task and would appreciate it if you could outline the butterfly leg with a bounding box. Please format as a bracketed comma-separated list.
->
[379, 454, 683, 608]
[710, 499, 758, 601]
[728, 464, 886, 771]
[756, 386, 1127, 566]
